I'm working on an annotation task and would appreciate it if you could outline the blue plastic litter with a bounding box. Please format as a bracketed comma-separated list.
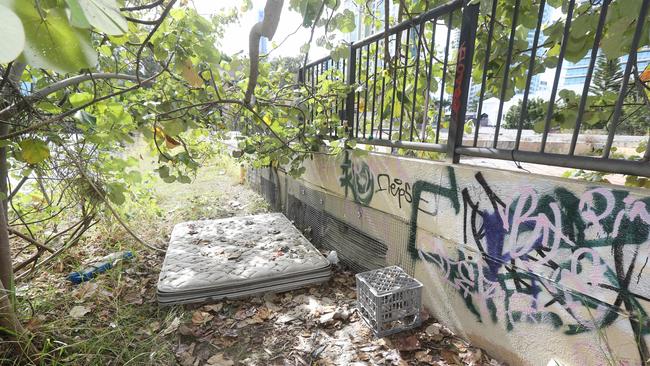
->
[67, 251, 134, 284]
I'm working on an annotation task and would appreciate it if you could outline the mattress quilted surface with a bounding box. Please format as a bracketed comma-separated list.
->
[157, 213, 330, 294]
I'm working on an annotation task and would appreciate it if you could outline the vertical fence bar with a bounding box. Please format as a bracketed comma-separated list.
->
[422, 20, 437, 141]
[602, 0, 650, 158]
[569, 0, 609, 156]
[339, 59, 345, 123]
[435, 13, 453, 144]
[473, 0, 497, 147]
[310, 66, 315, 124]
[409, 23, 423, 141]
[332, 60, 337, 117]
[389, 32, 400, 140]
[355, 47, 363, 138]
[363, 44, 371, 139]
[321, 62, 332, 138]
[515, 0, 546, 151]
[370, 40, 380, 139]
[398, 27, 411, 141]
[540, 0, 575, 153]
[298, 67, 305, 132]
[340, 58, 346, 124]
[379, 38, 387, 140]
[448, 3, 479, 163]
[346, 44, 357, 139]
[492, 0, 521, 149]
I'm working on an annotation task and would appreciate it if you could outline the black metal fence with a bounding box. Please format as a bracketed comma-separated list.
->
[299, 0, 650, 177]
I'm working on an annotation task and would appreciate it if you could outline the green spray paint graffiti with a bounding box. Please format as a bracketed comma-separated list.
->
[336, 154, 649, 362]
[407, 166, 460, 260]
[406, 170, 650, 362]
[339, 150, 374, 205]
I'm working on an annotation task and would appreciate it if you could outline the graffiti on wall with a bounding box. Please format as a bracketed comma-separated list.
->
[410, 169, 650, 363]
[339, 150, 374, 205]
[338, 153, 436, 214]
[337, 155, 650, 362]
[377, 174, 412, 209]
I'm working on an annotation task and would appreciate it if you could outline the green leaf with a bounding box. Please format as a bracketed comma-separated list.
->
[161, 119, 186, 136]
[66, 0, 127, 35]
[533, 119, 546, 133]
[4, 1, 97, 73]
[330, 43, 350, 61]
[106, 182, 126, 205]
[335, 9, 356, 33]
[156, 165, 170, 178]
[74, 110, 97, 127]
[177, 175, 191, 184]
[65, 0, 90, 28]
[70, 92, 94, 107]
[162, 175, 176, 183]
[125, 170, 142, 184]
[19, 139, 50, 164]
[601, 15, 631, 61]
[0, 4, 24, 63]
[37, 101, 62, 114]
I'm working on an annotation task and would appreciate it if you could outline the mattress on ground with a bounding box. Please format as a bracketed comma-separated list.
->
[158, 274, 331, 305]
[157, 213, 330, 304]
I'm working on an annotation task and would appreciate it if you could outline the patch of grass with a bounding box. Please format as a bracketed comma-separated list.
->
[5, 149, 269, 365]
[7, 249, 187, 365]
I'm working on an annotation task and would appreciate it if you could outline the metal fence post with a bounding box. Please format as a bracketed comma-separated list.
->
[447, 2, 479, 163]
[346, 45, 357, 139]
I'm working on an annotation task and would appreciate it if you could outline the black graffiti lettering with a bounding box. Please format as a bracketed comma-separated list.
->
[375, 173, 413, 209]
[377, 174, 390, 193]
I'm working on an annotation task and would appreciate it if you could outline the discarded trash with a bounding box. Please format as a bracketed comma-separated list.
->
[157, 213, 330, 305]
[326, 250, 339, 265]
[356, 266, 423, 337]
[67, 251, 134, 284]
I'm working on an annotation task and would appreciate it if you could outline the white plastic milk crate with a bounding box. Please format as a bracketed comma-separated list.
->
[355, 266, 423, 337]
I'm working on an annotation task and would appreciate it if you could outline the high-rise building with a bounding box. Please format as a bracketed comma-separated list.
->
[257, 9, 269, 54]
[561, 49, 650, 92]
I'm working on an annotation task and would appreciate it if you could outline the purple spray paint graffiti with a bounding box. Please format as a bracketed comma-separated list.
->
[403, 170, 650, 362]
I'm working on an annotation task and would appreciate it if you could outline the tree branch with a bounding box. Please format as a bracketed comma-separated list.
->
[7, 228, 54, 253]
[135, 0, 177, 84]
[0, 65, 169, 140]
[245, 0, 284, 104]
[61, 146, 166, 254]
[0, 73, 150, 121]
[120, 0, 165, 12]
[125, 16, 160, 25]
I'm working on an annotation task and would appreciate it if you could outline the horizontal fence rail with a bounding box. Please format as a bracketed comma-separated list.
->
[298, 0, 650, 177]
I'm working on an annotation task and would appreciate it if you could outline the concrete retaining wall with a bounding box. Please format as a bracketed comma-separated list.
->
[248, 150, 650, 366]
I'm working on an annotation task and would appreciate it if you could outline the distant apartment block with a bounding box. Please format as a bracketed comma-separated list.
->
[561, 48, 650, 92]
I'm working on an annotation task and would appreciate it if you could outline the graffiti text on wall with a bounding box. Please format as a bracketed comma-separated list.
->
[339, 150, 374, 205]
[408, 169, 650, 363]
[337, 154, 650, 363]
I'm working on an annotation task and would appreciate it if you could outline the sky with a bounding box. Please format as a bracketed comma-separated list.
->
[190, 0, 330, 61]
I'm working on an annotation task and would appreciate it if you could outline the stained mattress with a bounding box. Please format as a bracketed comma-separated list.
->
[157, 213, 330, 305]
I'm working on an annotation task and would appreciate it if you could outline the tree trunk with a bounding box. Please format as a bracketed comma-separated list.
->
[0, 62, 25, 292]
[0, 200, 35, 358]
[0, 201, 12, 305]
[0, 264, 27, 341]
[0, 63, 32, 354]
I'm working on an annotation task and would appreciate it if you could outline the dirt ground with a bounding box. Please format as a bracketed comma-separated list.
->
[8, 155, 504, 365]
